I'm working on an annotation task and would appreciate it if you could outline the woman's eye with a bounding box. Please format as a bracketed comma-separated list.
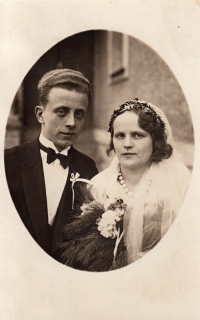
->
[115, 133, 125, 139]
[133, 133, 144, 138]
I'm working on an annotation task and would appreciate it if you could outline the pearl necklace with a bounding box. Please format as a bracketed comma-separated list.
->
[118, 169, 152, 199]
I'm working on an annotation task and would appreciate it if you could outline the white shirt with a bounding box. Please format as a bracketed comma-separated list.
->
[39, 134, 70, 226]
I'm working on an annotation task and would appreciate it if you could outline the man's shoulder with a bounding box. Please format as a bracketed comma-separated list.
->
[4, 138, 39, 166]
[71, 147, 98, 178]
[72, 147, 95, 164]
[4, 142, 28, 166]
[5, 141, 28, 156]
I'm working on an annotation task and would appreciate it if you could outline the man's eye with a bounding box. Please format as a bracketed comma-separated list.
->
[57, 110, 66, 116]
[75, 111, 85, 118]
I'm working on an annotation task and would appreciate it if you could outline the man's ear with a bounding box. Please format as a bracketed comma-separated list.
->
[35, 106, 45, 124]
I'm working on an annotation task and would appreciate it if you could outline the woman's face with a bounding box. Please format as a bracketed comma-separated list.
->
[113, 111, 153, 171]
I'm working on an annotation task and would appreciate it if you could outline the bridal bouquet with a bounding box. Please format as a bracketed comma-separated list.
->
[59, 182, 127, 272]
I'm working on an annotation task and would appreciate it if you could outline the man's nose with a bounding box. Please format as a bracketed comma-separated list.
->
[65, 112, 75, 127]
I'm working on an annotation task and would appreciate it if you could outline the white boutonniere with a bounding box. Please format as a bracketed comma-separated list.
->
[70, 172, 80, 186]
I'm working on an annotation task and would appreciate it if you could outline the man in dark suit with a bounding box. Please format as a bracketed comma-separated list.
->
[4, 69, 98, 260]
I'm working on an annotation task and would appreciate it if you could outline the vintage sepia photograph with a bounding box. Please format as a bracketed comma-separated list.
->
[1, 1, 200, 319]
[4, 30, 194, 270]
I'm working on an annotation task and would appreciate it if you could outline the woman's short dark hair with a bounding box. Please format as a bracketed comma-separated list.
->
[107, 99, 173, 162]
[38, 69, 91, 107]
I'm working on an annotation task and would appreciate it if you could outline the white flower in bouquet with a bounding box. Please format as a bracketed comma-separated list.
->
[97, 200, 126, 239]
[102, 210, 117, 220]
[98, 224, 118, 238]
[97, 210, 118, 238]
[114, 207, 125, 219]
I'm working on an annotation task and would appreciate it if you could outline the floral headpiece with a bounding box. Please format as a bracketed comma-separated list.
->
[108, 98, 166, 133]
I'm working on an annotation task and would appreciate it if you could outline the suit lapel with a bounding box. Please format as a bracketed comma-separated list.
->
[22, 138, 51, 252]
[51, 147, 82, 256]
[68, 147, 82, 176]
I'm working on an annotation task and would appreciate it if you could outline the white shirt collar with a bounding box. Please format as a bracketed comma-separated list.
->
[39, 133, 71, 156]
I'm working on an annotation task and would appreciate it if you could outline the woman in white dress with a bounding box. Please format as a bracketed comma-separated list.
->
[91, 98, 191, 264]
[60, 98, 191, 270]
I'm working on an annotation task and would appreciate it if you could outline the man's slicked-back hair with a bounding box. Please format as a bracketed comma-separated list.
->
[38, 69, 91, 107]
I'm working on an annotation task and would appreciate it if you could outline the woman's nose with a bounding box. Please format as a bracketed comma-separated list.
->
[124, 136, 133, 149]
[65, 112, 75, 127]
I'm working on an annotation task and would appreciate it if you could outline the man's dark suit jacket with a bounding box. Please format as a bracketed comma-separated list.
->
[4, 137, 98, 259]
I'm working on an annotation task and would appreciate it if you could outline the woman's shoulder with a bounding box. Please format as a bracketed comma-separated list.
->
[91, 166, 112, 184]
[169, 161, 191, 180]
[90, 169, 110, 202]
[90, 160, 119, 200]
[159, 159, 191, 178]
[157, 160, 191, 196]
[92, 157, 119, 183]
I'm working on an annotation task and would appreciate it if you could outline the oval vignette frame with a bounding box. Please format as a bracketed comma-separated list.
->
[4, 29, 194, 271]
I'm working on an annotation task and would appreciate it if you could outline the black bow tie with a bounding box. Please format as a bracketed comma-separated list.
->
[39, 142, 71, 169]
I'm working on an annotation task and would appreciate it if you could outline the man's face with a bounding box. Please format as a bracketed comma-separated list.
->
[36, 87, 88, 151]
